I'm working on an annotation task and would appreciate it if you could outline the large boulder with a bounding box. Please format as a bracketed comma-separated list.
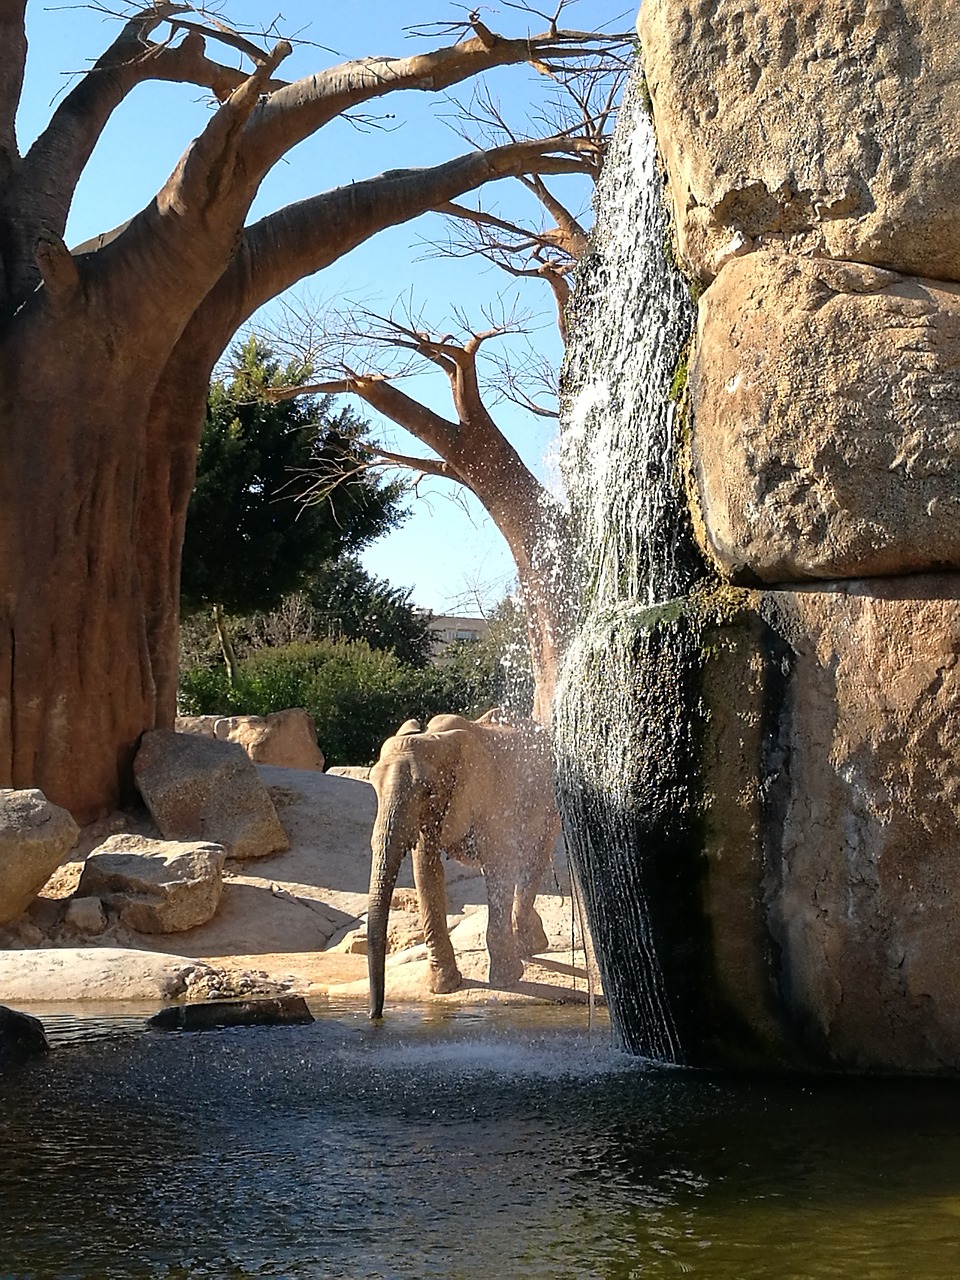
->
[0, 790, 79, 926]
[638, 0, 960, 283]
[584, 577, 960, 1072]
[76, 834, 226, 933]
[213, 709, 325, 771]
[689, 253, 960, 582]
[134, 731, 289, 860]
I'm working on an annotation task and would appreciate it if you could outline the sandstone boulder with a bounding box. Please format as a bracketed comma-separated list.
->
[0, 790, 79, 927]
[77, 834, 226, 933]
[213, 709, 324, 771]
[174, 715, 220, 737]
[690, 253, 960, 583]
[134, 731, 289, 860]
[638, 0, 960, 282]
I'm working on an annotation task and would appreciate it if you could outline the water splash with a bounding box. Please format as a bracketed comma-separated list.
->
[554, 74, 706, 1062]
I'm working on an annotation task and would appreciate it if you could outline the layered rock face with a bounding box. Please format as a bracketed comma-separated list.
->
[625, 0, 960, 1070]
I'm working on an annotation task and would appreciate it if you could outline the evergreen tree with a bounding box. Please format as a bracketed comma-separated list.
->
[181, 340, 404, 677]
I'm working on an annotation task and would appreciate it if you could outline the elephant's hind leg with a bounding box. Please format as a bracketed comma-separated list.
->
[512, 827, 555, 956]
[485, 868, 524, 988]
[412, 838, 462, 996]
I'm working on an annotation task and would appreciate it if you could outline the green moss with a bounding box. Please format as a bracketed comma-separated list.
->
[669, 342, 689, 402]
[637, 69, 653, 117]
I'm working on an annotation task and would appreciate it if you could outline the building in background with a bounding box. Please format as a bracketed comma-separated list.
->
[425, 614, 490, 659]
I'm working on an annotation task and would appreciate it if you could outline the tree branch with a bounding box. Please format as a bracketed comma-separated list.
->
[0, 1, 27, 179]
[239, 25, 630, 181]
[231, 136, 597, 328]
[19, 10, 287, 256]
[361, 444, 462, 484]
[84, 37, 293, 338]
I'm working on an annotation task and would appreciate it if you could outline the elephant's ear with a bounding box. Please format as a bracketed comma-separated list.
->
[396, 719, 421, 736]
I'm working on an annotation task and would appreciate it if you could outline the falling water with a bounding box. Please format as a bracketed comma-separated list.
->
[554, 72, 708, 1062]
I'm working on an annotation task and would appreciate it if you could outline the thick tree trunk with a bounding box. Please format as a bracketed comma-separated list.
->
[0, 337, 162, 821]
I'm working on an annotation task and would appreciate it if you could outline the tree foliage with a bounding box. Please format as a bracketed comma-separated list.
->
[181, 339, 402, 617]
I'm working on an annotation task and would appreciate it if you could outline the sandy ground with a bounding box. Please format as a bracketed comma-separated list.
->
[0, 766, 598, 1010]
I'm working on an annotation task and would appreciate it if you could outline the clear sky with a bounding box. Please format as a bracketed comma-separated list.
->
[18, 2, 625, 615]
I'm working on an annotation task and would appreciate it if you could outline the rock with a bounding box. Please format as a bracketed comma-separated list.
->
[0, 790, 79, 927]
[174, 715, 220, 737]
[689, 253, 960, 583]
[613, 577, 960, 1072]
[638, 0, 960, 283]
[148, 993, 314, 1032]
[326, 766, 371, 782]
[756, 579, 960, 1072]
[212, 709, 325, 771]
[64, 896, 107, 936]
[0, 1006, 49, 1060]
[77, 834, 226, 934]
[134, 730, 289, 860]
[0, 947, 206, 1003]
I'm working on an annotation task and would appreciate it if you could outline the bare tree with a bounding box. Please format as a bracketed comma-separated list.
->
[253, 60, 625, 723]
[0, 3, 630, 819]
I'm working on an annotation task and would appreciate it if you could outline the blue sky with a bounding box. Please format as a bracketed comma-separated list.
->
[19, 2, 624, 615]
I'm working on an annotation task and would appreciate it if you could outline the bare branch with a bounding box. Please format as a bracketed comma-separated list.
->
[224, 135, 598, 334]
[15, 6, 286, 299]
[240, 23, 632, 180]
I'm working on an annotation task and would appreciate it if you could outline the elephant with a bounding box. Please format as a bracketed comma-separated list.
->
[367, 710, 561, 1018]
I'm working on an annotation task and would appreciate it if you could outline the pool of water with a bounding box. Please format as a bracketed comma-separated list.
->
[3, 1004, 960, 1278]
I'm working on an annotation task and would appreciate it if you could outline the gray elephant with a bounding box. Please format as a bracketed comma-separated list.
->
[367, 711, 560, 1017]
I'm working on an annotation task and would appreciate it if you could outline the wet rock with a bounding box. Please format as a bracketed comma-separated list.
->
[134, 730, 289, 860]
[148, 993, 314, 1032]
[0, 1006, 49, 1060]
[690, 253, 960, 583]
[619, 578, 960, 1072]
[77, 834, 225, 934]
[0, 790, 80, 927]
[638, 0, 960, 283]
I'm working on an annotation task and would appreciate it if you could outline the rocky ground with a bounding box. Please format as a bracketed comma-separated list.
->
[0, 766, 596, 1011]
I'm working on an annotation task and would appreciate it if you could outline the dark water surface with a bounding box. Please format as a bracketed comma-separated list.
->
[3, 1004, 960, 1278]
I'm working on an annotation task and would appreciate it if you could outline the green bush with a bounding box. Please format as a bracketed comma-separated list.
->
[178, 638, 497, 766]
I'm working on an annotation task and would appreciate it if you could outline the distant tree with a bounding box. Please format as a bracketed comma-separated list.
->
[181, 339, 403, 680]
[256, 61, 626, 724]
[302, 558, 432, 667]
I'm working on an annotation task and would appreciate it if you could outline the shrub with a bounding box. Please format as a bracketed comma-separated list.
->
[178, 637, 497, 766]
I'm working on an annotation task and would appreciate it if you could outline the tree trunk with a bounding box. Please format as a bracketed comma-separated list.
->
[0, 340, 165, 822]
[212, 602, 239, 688]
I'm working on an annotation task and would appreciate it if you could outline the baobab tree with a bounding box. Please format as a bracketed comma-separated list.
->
[255, 68, 623, 723]
[0, 3, 629, 820]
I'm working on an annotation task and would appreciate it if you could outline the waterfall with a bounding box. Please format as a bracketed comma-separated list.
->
[554, 72, 707, 1062]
